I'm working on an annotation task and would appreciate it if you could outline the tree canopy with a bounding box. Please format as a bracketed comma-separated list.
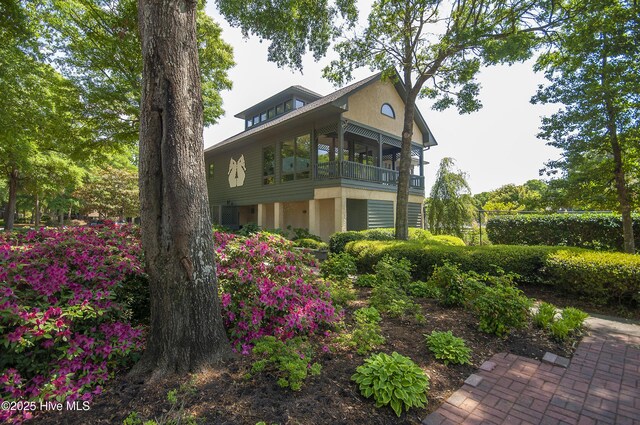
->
[533, 0, 639, 252]
[323, 0, 565, 239]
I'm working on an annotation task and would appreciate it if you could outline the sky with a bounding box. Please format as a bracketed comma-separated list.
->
[202, 2, 562, 195]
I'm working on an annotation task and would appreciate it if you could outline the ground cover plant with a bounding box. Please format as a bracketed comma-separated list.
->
[425, 331, 472, 366]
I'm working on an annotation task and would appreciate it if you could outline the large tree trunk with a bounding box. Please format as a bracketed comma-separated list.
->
[607, 124, 635, 253]
[4, 168, 18, 232]
[133, 0, 232, 380]
[395, 81, 418, 241]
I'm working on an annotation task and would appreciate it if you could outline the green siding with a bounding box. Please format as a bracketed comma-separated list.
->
[347, 199, 367, 231]
[408, 202, 423, 228]
[367, 200, 394, 228]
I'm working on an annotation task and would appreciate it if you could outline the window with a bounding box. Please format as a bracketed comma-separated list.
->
[294, 99, 305, 109]
[280, 134, 311, 182]
[381, 103, 395, 118]
[295, 134, 311, 179]
[284, 99, 293, 112]
[280, 139, 295, 182]
[267, 108, 276, 119]
[263, 145, 275, 185]
[260, 112, 267, 122]
[253, 115, 260, 125]
[276, 103, 284, 115]
[246, 119, 253, 129]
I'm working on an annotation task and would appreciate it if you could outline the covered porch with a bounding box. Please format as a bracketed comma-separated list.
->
[313, 120, 426, 191]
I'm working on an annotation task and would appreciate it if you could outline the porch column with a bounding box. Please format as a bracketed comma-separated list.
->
[378, 133, 382, 168]
[338, 115, 344, 162]
[334, 196, 347, 233]
[419, 148, 424, 177]
[257, 203, 264, 227]
[274, 202, 284, 229]
[308, 199, 319, 236]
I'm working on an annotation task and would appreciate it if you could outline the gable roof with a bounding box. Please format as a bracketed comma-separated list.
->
[205, 72, 437, 154]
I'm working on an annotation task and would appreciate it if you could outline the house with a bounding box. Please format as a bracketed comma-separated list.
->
[204, 72, 438, 241]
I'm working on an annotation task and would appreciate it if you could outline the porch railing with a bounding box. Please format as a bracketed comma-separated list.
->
[314, 160, 424, 190]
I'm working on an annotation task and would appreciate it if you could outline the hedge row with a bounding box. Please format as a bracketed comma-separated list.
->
[486, 213, 640, 251]
[344, 241, 640, 306]
[329, 228, 464, 253]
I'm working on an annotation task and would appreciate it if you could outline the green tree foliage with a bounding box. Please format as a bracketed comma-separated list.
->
[427, 158, 473, 237]
[74, 165, 139, 219]
[215, 0, 357, 70]
[533, 0, 639, 253]
[323, 0, 564, 239]
[41, 0, 234, 145]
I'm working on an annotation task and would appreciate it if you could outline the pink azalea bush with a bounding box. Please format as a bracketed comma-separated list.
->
[215, 231, 340, 353]
[0, 226, 145, 423]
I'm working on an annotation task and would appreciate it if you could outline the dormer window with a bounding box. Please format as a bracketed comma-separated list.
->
[381, 103, 395, 118]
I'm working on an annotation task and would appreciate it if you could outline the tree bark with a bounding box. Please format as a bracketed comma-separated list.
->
[4, 168, 18, 232]
[395, 82, 419, 241]
[34, 193, 40, 229]
[132, 0, 232, 380]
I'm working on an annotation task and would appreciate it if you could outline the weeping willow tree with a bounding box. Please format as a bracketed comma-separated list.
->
[427, 157, 474, 237]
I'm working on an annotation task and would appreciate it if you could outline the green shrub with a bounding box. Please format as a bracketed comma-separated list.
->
[329, 231, 367, 253]
[425, 331, 472, 366]
[354, 306, 382, 324]
[532, 302, 557, 329]
[406, 280, 440, 298]
[369, 284, 419, 318]
[560, 307, 589, 330]
[544, 250, 640, 305]
[355, 274, 377, 288]
[339, 307, 386, 355]
[294, 238, 328, 250]
[290, 227, 322, 242]
[425, 235, 466, 247]
[374, 255, 412, 289]
[471, 283, 532, 337]
[486, 213, 640, 251]
[327, 278, 357, 307]
[345, 240, 561, 283]
[251, 336, 321, 391]
[352, 352, 429, 417]
[427, 262, 468, 307]
[321, 252, 357, 280]
[369, 257, 419, 318]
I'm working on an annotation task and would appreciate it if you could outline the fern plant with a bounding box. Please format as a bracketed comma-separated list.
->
[352, 352, 429, 416]
[533, 302, 557, 329]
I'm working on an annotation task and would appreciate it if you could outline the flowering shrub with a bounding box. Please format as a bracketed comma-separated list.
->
[0, 225, 145, 423]
[215, 231, 340, 353]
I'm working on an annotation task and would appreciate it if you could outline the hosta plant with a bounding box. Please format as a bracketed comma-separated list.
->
[425, 331, 472, 366]
[352, 352, 429, 416]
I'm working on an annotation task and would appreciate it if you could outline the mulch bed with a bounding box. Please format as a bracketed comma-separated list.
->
[33, 288, 581, 425]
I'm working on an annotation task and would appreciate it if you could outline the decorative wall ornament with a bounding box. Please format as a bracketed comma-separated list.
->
[228, 154, 246, 188]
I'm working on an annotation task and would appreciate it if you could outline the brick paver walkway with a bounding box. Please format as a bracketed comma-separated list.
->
[423, 323, 640, 425]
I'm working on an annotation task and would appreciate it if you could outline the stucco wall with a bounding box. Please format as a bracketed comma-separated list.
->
[283, 201, 309, 231]
[343, 80, 423, 142]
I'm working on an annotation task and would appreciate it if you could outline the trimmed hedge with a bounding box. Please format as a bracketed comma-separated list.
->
[344, 240, 640, 306]
[486, 213, 640, 251]
[346, 240, 562, 283]
[329, 227, 460, 253]
[546, 250, 640, 305]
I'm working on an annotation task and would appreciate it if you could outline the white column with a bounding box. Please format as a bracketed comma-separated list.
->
[334, 196, 347, 233]
[308, 199, 318, 236]
[257, 203, 264, 227]
[274, 202, 283, 230]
